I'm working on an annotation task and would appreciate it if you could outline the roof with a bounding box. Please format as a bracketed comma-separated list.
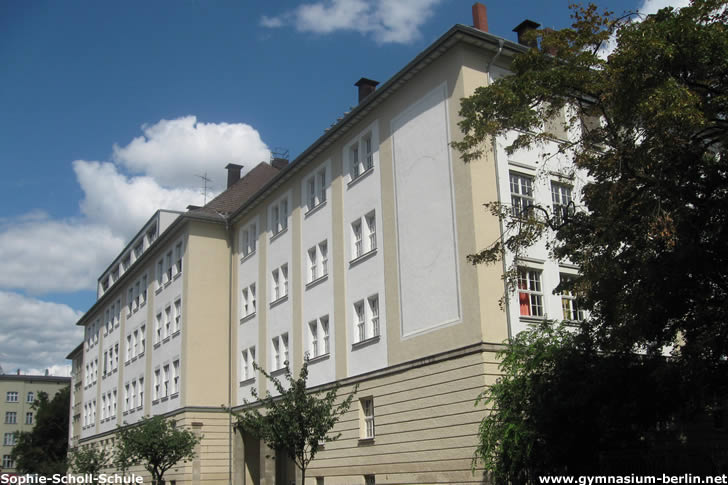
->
[189, 162, 281, 217]
[0, 374, 71, 383]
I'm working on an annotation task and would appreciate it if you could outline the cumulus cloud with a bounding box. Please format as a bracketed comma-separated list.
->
[599, 0, 690, 57]
[261, 0, 443, 44]
[0, 291, 82, 376]
[74, 160, 202, 237]
[0, 214, 123, 294]
[112, 116, 270, 190]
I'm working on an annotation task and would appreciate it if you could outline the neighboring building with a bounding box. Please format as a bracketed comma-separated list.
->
[0, 372, 70, 474]
[69, 4, 585, 484]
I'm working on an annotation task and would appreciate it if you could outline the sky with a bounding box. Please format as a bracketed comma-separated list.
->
[0, 0, 687, 377]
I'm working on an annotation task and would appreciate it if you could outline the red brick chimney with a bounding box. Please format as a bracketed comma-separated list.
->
[472, 3, 488, 32]
[355, 78, 379, 104]
[225, 163, 243, 189]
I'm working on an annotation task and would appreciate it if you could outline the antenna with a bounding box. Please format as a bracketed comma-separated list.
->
[271, 147, 290, 161]
[196, 172, 213, 205]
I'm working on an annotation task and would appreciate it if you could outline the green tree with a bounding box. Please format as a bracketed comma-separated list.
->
[452, 0, 728, 478]
[11, 387, 69, 475]
[235, 356, 357, 485]
[68, 445, 111, 476]
[114, 416, 200, 485]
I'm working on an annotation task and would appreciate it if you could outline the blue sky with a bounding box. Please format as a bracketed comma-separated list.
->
[0, 0, 681, 375]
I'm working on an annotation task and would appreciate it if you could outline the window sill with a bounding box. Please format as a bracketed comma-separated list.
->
[132, 356, 138, 363]
[519, 315, 547, 324]
[305, 274, 328, 290]
[239, 377, 256, 387]
[152, 399, 160, 405]
[163, 336, 170, 344]
[308, 353, 330, 364]
[172, 330, 181, 338]
[138, 351, 145, 358]
[270, 367, 288, 377]
[352, 335, 380, 350]
[269, 294, 289, 309]
[349, 248, 377, 267]
[347, 166, 374, 188]
[174, 272, 182, 281]
[240, 250, 256, 264]
[304, 200, 327, 218]
[161, 396, 169, 402]
[123, 411, 129, 416]
[170, 392, 179, 399]
[240, 312, 256, 324]
[358, 437, 375, 445]
[155, 287, 163, 295]
[270, 226, 288, 243]
[136, 405, 142, 412]
[164, 280, 172, 288]
[153, 343, 161, 350]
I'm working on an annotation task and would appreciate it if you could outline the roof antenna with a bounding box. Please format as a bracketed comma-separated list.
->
[196, 172, 213, 205]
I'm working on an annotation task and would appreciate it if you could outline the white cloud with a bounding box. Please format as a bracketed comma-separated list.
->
[0, 291, 82, 375]
[112, 116, 270, 191]
[261, 0, 443, 44]
[74, 160, 202, 238]
[0, 214, 123, 294]
[599, 0, 690, 57]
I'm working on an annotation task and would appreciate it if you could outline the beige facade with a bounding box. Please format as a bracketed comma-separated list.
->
[69, 10, 546, 485]
[1, 374, 70, 473]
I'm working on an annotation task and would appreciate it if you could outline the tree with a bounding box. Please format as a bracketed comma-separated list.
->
[454, 0, 728, 374]
[114, 416, 201, 485]
[452, 0, 728, 477]
[11, 386, 69, 475]
[235, 356, 357, 485]
[68, 445, 111, 476]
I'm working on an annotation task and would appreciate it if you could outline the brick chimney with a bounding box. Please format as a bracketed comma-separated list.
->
[225, 163, 243, 189]
[472, 3, 488, 32]
[513, 19, 540, 47]
[271, 158, 288, 170]
[355, 78, 379, 104]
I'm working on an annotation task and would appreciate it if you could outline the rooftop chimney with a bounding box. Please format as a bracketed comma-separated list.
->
[271, 158, 288, 170]
[472, 3, 488, 32]
[355, 78, 379, 104]
[225, 163, 244, 189]
[513, 19, 540, 47]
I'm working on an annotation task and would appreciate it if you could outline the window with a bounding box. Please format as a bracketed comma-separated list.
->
[271, 264, 288, 302]
[352, 220, 363, 259]
[360, 398, 375, 439]
[154, 370, 161, 400]
[551, 182, 573, 225]
[242, 284, 256, 317]
[351, 213, 376, 260]
[124, 384, 130, 412]
[510, 172, 534, 218]
[133, 330, 138, 357]
[308, 247, 318, 281]
[318, 169, 326, 204]
[5, 412, 16, 424]
[157, 259, 164, 289]
[6, 392, 17, 402]
[26, 392, 33, 403]
[131, 381, 137, 409]
[365, 476, 376, 485]
[134, 281, 140, 309]
[308, 316, 330, 358]
[25, 412, 32, 425]
[560, 275, 584, 321]
[139, 325, 145, 355]
[3, 433, 16, 446]
[368, 296, 380, 338]
[354, 295, 380, 343]
[320, 241, 328, 276]
[349, 132, 376, 181]
[172, 360, 180, 395]
[305, 168, 327, 212]
[174, 299, 181, 332]
[141, 274, 147, 304]
[272, 334, 288, 371]
[138, 378, 144, 408]
[241, 347, 255, 381]
[518, 269, 544, 317]
[240, 220, 258, 258]
[271, 197, 289, 235]
[155, 313, 162, 343]
[307, 241, 328, 283]
[126, 335, 132, 362]
[175, 241, 183, 275]
[128, 287, 134, 314]
[133, 241, 143, 260]
[3, 455, 14, 469]
[163, 365, 170, 398]
[166, 251, 173, 282]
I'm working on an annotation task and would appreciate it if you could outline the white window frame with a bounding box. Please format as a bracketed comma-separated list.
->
[361, 397, 375, 439]
[270, 195, 289, 236]
[172, 359, 180, 395]
[551, 181, 573, 225]
[347, 127, 377, 183]
[510, 172, 535, 218]
[240, 220, 258, 257]
[559, 274, 584, 322]
[518, 268, 544, 317]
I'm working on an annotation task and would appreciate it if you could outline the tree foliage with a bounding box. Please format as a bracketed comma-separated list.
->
[114, 416, 200, 485]
[455, 0, 728, 378]
[453, 0, 728, 478]
[11, 387, 69, 475]
[235, 357, 357, 485]
[68, 445, 111, 476]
